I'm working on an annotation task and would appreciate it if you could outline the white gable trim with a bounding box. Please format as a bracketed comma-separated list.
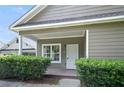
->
[11, 15, 124, 31]
[10, 5, 47, 29]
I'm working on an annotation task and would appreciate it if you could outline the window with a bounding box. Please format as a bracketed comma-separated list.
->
[42, 44, 61, 63]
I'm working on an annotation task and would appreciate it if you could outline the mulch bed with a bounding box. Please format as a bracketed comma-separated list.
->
[25, 75, 62, 85]
[25, 75, 77, 85]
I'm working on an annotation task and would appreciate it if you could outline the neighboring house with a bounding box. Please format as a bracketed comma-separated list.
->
[0, 41, 5, 50]
[0, 37, 36, 55]
[10, 5, 124, 69]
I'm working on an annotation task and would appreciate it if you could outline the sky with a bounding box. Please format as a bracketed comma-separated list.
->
[0, 5, 33, 44]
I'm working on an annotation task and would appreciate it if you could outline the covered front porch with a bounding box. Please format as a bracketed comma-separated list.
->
[17, 26, 89, 71]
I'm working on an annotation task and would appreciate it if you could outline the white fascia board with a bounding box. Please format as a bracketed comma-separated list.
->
[10, 5, 47, 29]
[12, 15, 124, 31]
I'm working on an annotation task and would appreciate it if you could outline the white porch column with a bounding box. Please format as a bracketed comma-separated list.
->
[86, 30, 89, 58]
[36, 40, 38, 56]
[18, 33, 22, 55]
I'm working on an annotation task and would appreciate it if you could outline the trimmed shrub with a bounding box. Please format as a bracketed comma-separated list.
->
[0, 55, 51, 80]
[76, 58, 124, 87]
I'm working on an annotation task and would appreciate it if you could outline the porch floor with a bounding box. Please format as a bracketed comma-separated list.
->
[45, 68, 77, 77]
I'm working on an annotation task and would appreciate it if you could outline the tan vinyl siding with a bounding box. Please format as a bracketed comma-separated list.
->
[37, 37, 85, 69]
[25, 21, 124, 60]
[29, 5, 124, 23]
[88, 22, 124, 59]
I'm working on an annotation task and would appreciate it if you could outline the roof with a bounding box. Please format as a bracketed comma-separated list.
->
[15, 11, 124, 27]
[11, 5, 124, 31]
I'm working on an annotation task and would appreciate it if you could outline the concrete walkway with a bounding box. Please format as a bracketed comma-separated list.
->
[0, 78, 80, 87]
[46, 68, 77, 77]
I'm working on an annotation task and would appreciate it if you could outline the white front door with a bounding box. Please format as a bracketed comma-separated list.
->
[66, 44, 79, 69]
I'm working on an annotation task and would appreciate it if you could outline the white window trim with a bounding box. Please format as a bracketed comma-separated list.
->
[42, 43, 61, 63]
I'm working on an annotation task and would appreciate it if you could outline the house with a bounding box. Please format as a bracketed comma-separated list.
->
[0, 41, 5, 50]
[0, 37, 36, 55]
[10, 5, 124, 69]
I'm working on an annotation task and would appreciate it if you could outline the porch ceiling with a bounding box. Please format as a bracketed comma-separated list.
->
[23, 30, 85, 40]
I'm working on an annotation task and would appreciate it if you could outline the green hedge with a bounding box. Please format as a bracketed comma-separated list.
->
[76, 58, 124, 87]
[0, 55, 51, 80]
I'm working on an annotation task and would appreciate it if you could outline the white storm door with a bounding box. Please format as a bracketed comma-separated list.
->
[66, 44, 79, 69]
